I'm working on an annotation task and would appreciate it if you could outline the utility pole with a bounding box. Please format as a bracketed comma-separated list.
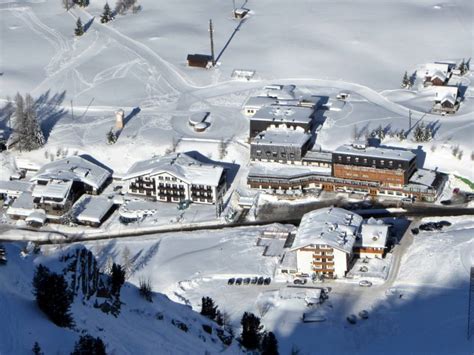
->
[408, 109, 412, 131]
[209, 19, 215, 67]
[70, 100, 74, 120]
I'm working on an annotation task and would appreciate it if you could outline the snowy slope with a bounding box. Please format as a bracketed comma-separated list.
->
[0, 242, 240, 355]
[70, 218, 474, 354]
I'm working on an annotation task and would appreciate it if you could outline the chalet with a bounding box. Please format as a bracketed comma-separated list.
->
[354, 218, 389, 258]
[332, 143, 417, 186]
[250, 105, 314, 138]
[302, 150, 333, 168]
[432, 86, 459, 114]
[187, 54, 213, 68]
[7, 155, 112, 222]
[122, 152, 227, 204]
[424, 62, 452, 86]
[290, 208, 363, 279]
[73, 195, 116, 227]
[250, 127, 312, 163]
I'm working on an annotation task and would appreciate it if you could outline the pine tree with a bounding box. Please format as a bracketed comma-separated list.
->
[32, 264, 74, 328]
[240, 312, 263, 350]
[75, 17, 84, 36]
[101, 3, 114, 23]
[200, 296, 217, 320]
[71, 334, 106, 355]
[106, 129, 117, 144]
[32, 342, 43, 355]
[401, 71, 410, 88]
[261, 331, 279, 355]
[110, 263, 125, 295]
[24, 94, 45, 150]
[458, 59, 467, 75]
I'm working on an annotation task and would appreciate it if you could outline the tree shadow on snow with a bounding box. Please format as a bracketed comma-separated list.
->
[84, 17, 95, 33]
[34, 90, 68, 141]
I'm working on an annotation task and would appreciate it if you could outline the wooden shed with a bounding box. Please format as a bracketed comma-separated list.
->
[187, 54, 213, 68]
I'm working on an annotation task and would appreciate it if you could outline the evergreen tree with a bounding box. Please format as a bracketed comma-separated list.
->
[24, 94, 45, 150]
[106, 129, 117, 144]
[71, 334, 106, 355]
[32, 264, 74, 328]
[401, 71, 410, 88]
[32, 342, 43, 355]
[261, 331, 279, 355]
[458, 59, 467, 75]
[240, 312, 263, 350]
[100, 3, 114, 23]
[75, 17, 84, 36]
[200, 296, 218, 320]
[110, 263, 125, 295]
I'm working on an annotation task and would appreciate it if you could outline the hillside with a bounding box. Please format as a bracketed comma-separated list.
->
[0, 242, 239, 355]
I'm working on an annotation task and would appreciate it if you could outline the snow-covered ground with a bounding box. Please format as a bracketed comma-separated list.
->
[56, 215, 472, 354]
[0, 0, 473, 182]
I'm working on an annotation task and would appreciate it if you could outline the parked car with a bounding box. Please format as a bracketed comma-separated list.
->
[401, 197, 414, 203]
[359, 280, 372, 287]
[438, 220, 452, 227]
[257, 277, 265, 285]
[227, 278, 235, 285]
[251, 277, 258, 285]
[440, 200, 452, 206]
[359, 310, 369, 319]
[411, 227, 419, 235]
[243, 277, 251, 285]
[264, 277, 271, 285]
[347, 315, 357, 324]
[293, 278, 307, 285]
[235, 278, 243, 285]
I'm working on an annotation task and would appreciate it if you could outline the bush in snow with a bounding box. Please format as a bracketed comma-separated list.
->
[32, 264, 74, 328]
[200, 296, 218, 320]
[401, 71, 410, 88]
[458, 59, 468, 75]
[71, 334, 106, 355]
[139, 277, 153, 302]
[106, 129, 117, 144]
[413, 122, 433, 142]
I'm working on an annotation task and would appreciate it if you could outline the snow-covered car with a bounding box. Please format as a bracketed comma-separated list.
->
[359, 310, 369, 319]
[359, 280, 372, 287]
[250, 277, 258, 284]
[293, 278, 307, 285]
[243, 277, 251, 285]
[227, 278, 235, 285]
[347, 315, 357, 324]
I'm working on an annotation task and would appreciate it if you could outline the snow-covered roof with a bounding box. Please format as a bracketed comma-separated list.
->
[244, 96, 278, 108]
[434, 86, 458, 104]
[7, 192, 34, 217]
[280, 250, 297, 271]
[25, 210, 47, 225]
[251, 127, 311, 147]
[356, 217, 389, 249]
[119, 199, 159, 219]
[425, 62, 450, 76]
[252, 105, 314, 124]
[429, 70, 447, 81]
[122, 152, 224, 187]
[292, 207, 363, 254]
[32, 180, 73, 201]
[0, 180, 33, 196]
[303, 150, 333, 163]
[409, 168, 437, 187]
[258, 84, 296, 100]
[334, 144, 416, 162]
[74, 195, 115, 224]
[31, 156, 111, 190]
[249, 162, 331, 179]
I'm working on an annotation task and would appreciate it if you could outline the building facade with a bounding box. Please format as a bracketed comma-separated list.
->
[123, 152, 227, 205]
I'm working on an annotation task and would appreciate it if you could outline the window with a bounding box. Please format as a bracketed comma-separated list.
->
[355, 157, 359, 162]
[346, 156, 351, 161]
[381, 160, 385, 165]
[281, 152, 286, 158]
[256, 150, 261, 156]
[338, 156, 342, 161]
[363, 158, 367, 163]
[290, 153, 295, 159]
